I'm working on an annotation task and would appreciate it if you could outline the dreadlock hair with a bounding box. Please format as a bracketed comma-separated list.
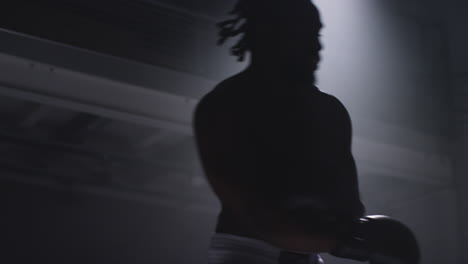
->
[217, 0, 321, 62]
[216, 0, 251, 62]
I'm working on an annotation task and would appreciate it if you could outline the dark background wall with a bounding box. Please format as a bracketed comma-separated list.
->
[2, 177, 216, 264]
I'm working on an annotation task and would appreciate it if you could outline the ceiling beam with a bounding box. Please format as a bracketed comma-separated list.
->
[0, 165, 218, 214]
[20, 103, 55, 128]
[135, 130, 176, 149]
[0, 29, 452, 188]
[0, 52, 198, 134]
[54, 113, 103, 143]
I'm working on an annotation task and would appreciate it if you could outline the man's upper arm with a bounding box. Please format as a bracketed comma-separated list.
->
[318, 94, 354, 155]
[193, 93, 221, 164]
[193, 91, 245, 176]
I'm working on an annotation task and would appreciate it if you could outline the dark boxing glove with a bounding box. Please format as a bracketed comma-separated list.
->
[330, 215, 420, 264]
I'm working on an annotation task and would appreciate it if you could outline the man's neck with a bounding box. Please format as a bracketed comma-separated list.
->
[244, 64, 317, 87]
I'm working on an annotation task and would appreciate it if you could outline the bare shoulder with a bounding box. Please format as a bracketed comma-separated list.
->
[194, 73, 246, 127]
[317, 91, 347, 110]
[316, 91, 351, 122]
[312, 91, 353, 141]
[196, 74, 243, 109]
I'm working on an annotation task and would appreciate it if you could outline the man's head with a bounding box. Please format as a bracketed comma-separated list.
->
[218, 0, 323, 79]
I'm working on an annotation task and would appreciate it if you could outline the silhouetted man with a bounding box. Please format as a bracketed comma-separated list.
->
[194, 0, 365, 263]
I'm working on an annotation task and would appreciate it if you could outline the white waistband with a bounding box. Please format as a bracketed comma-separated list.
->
[208, 233, 323, 264]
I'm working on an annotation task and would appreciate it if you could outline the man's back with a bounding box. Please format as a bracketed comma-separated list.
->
[194, 71, 364, 240]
